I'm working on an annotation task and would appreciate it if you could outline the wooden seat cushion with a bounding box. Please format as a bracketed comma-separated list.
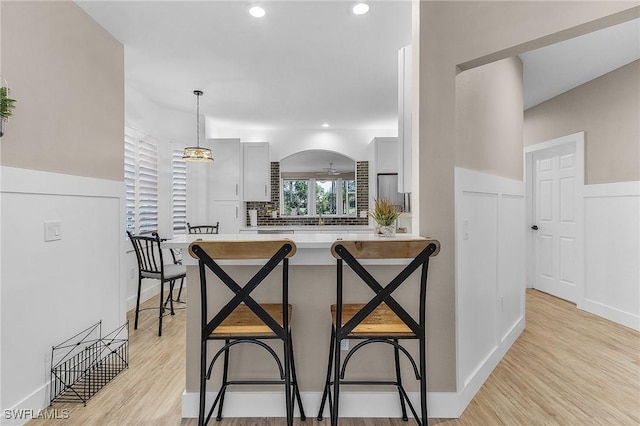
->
[209, 303, 292, 338]
[331, 303, 414, 337]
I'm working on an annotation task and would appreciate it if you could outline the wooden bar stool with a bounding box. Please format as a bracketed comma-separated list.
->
[317, 238, 440, 425]
[188, 239, 306, 426]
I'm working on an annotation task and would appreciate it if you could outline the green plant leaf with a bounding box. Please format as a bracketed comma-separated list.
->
[0, 86, 17, 120]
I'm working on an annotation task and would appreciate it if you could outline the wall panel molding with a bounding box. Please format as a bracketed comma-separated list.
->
[583, 181, 640, 330]
[454, 167, 526, 411]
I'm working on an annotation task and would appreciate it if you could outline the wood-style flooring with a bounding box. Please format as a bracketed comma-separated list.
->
[28, 289, 639, 425]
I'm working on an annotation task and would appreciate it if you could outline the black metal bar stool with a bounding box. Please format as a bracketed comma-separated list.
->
[188, 239, 306, 426]
[317, 238, 440, 425]
[127, 231, 186, 336]
[187, 222, 219, 234]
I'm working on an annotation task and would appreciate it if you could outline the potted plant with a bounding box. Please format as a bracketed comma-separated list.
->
[0, 83, 17, 138]
[369, 197, 401, 237]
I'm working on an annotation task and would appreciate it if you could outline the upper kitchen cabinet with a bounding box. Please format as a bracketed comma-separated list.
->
[243, 142, 271, 201]
[398, 45, 412, 193]
[372, 137, 398, 174]
[210, 138, 241, 201]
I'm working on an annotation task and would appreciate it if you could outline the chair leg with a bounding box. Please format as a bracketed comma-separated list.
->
[168, 280, 176, 315]
[419, 338, 428, 426]
[394, 339, 409, 421]
[284, 336, 293, 426]
[199, 339, 207, 426]
[331, 331, 341, 426]
[289, 332, 306, 421]
[134, 276, 142, 330]
[317, 327, 335, 421]
[158, 280, 164, 336]
[176, 277, 185, 302]
[216, 340, 230, 421]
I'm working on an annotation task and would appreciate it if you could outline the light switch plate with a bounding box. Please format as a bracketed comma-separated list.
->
[44, 221, 62, 242]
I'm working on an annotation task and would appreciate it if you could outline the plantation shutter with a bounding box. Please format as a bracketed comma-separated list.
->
[172, 149, 187, 235]
[137, 136, 158, 235]
[124, 128, 136, 233]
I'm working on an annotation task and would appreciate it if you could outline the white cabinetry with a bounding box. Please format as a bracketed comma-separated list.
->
[398, 45, 412, 193]
[373, 137, 398, 174]
[211, 139, 240, 200]
[211, 201, 240, 234]
[208, 138, 241, 233]
[243, 142, 270, 201]
[186, 158, 212, 225]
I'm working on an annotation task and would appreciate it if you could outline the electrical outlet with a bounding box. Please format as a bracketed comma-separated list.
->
[340, 339, 349, 351]
[44, 221, 62, 242]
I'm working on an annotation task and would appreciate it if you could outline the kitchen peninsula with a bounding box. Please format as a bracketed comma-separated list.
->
[164, 232, 437, 418]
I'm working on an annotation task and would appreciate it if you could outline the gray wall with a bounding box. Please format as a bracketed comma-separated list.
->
[415, 1, 639, 391]
[455, 56, 524, 181]
[524, 60, 639, 184]
[0, 0, 124, 180]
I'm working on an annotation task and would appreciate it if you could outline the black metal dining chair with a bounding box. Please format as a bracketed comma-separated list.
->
[127, 231, 186, 336]
[317, 238, 440, 425]
[187, 222, 219, 234]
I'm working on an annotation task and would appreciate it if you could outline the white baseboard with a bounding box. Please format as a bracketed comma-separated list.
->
[125, 282, 161, 312]
[125, 281, 188, 312]
[582, 299, 640, 331]
[2, 383, 49, 426]
[182, 390, 462, 419]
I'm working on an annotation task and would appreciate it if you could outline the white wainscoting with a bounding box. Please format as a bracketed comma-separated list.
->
[0, 167, 125, 424]
[454, 167, 526, 411]
[583, 181, 640, 331]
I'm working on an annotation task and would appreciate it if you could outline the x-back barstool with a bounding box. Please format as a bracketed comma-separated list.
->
[189, 239, 306, 426]
[317, 238, 440, 425]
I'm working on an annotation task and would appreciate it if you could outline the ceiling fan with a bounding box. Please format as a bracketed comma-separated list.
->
[317, 163, 341, 176]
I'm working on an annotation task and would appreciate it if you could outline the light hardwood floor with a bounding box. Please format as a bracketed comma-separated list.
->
[29, 289, 639, 425]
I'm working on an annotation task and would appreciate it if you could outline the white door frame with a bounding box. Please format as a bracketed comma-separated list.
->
[524, 131, 585, 308]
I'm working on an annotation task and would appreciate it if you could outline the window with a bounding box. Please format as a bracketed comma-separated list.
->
[281, 177, 356, 216]
[282, 179, 309, 216]
[172, 150, 187, 235]
[342, 179, 357, 215]
[315, 179, 337, 215]
[125, 125, 158, 235]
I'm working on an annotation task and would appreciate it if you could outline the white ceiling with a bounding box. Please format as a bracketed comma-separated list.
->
[77, 1, 639, 132]
[521, 18, 639, 109]
[77, 0, 412, 131]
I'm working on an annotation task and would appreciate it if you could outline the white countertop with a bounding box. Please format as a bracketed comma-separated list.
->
[239, 225, 373, 232]
[165, 233, 426, 265]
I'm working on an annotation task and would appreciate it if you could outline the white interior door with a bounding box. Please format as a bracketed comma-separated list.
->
[532, 143, 578, 302]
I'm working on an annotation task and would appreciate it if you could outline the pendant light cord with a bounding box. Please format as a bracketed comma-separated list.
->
[195, 90, 201, 148]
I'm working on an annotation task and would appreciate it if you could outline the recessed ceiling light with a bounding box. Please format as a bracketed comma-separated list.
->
[249, 6, 265, 18]
[352, 3, 369, 15]
[321, 123, 330, 128]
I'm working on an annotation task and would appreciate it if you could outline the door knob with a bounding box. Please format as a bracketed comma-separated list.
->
[531, 225, 539, 230]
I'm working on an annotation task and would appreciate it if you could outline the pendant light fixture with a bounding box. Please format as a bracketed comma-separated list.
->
[183, 90, 213, 162]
